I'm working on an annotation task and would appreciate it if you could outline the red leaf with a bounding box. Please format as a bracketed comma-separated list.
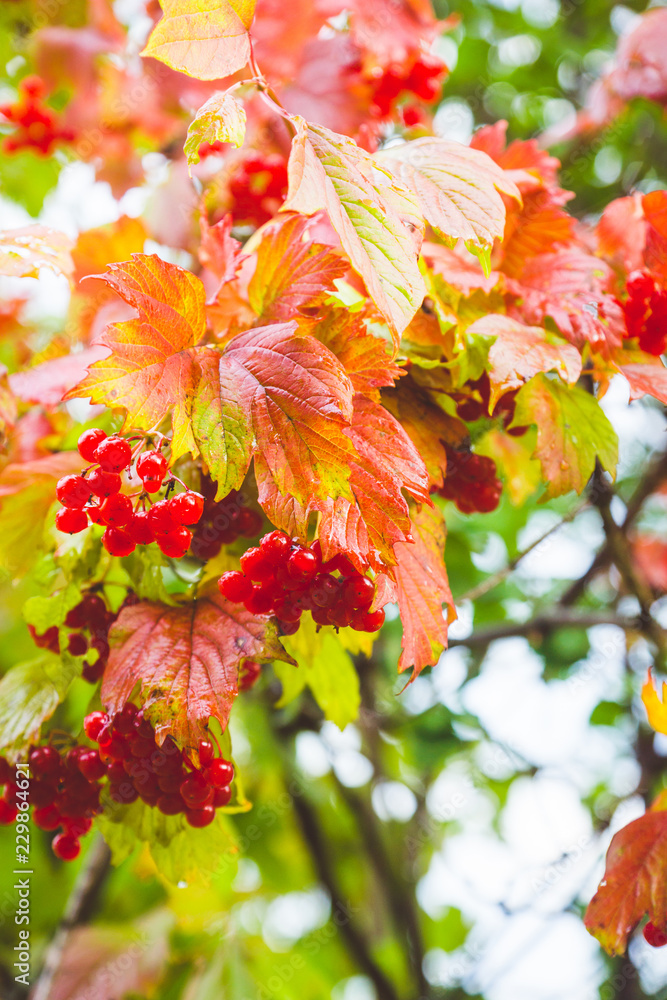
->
[102, 589, 294, 748]
[394, 502, 454, 677]
[193, 324, 355, 505]
[643, 190, 667, 283]
[585, 806, 667, 955]
[596, 194, 646, 275]
[247, 212, 348, 324]
[633, 536, 667, 593]
[9, 347, 109, 407]
[65, 255, 206, 458]
[315, 308, 404, 395]
[618, 360, 667, 405]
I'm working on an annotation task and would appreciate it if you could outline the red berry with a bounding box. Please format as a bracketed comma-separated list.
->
[260, 530, 291, 561]
[56, 474, 91, 509]
[237, 507, 263, 537]
[95, 435, 132, 473]
[0, 800, 18, 824]
[342, 575, 375, 610]
[245, 586, 274, 615]
[644, 921, 667, 947]
[353, 607, 385, 632]
[125, 510, 155, 545]
[28, 745, 60, 778]
[213, 785, 232, 807]
[99, 493, 133, 527]
[158, 526, 191, 558]
[240, 546, 274, 582]
[136, 449, 168, 482]
[180, 774, 214, 808]
[113, 703, 138, 735]
[186, 805, 215, 827]
[627, 271, 654, 298]
[87, 505, 106, 525]
[218, 571, 253, 603]
[52, 832, 81, 861]
[33, 804, 61, 830]
[170, 491, 205, 525]
[65, 816, 93, 837]
[77, 428, 107, 462]
[142, 476, 163, 494]
[287, 547, 318, 582]
[86, 468, 121, 498]
[77, 749, 106, 781]
[102, 527, 136, 557]
[198, 739, 215, 767]
[147, 499, 177, 535]
[84, 711, 109, 741]
[157, 793, 185, 815]
[0, 757, 11, 784]
[206, 758, 234, 787]
[239, 659, 261, 690]
[67, 632, 88, 656]
[322, 553, 356, 576]
[55, 507, 88, 534]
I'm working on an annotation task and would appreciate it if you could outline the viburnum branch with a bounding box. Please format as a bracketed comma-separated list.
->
[447, 609, 644, 649]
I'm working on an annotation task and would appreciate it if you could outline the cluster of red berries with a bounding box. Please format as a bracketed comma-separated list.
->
[218, 531, 385, 633]
[55, 428, 204, 559]
[623, 270, 667, 356]
[190, 484, 263, 561]
[644, 921, 667, 948]
[453, 373, 527, 438]
[0, 745, 101, 861]
[28, 590, 133, 684]
[228, 153, 288, 227]
[365, 52, 446, 117]
[0, 76, 74, 156]
[84, 705, 235, 827]
[435, 445, 502, 514]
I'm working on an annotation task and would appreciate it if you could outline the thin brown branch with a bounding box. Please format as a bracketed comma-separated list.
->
[447, 609, 642, 649]
[30, 834, 111, 1000]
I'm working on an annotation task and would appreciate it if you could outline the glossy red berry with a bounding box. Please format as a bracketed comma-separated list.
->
[240, 546, 274, 582]
[95, 435, 132, 473]
[644, 921, 667, 947]
[67, 632, 88, 656]
[56, 474, 91, 509]
[77, 749, 106, 781]
[86, 468, 121, 498]
[142, 476, 163, 494]
[102, 527, 136, 557]
[136, 449, 168, 482]
[84, 711, 110, 741]
[147, 499, 177, 535]
[99, 493, 133, 526]
[287, 547, 318, 582]
[180, 774, 213, 808]
[87, 505, 106, 525]
[186, 804, 215, 827]
[52, 832, 81, 861]
[354, 608, 385, 632]
[245, 586, 274, 615]
[77, 428, 107, 462]
[206, 758, 234, 787]
[198, 739, 215, 767]
[157, 526, 191, 558]
[126, 510, 155, 544]
[170, 491, 205, 525]
[342, 575, 375, 610]
[213, 785, 232, 807]
[28, 745, 61, 778]
[0, 800, 18, 824]
[218, 571, 254, 603]
[32, 804, 61, 830]
[260, 530, 291, 561]
[55, 507, 88, 534]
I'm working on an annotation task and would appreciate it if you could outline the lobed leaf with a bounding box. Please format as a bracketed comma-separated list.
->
[141, 0, 253, 80]
[184, 89, 246, 171]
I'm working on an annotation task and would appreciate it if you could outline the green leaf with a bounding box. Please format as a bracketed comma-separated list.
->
[514, 374, 618, 500]
[276, 617, 361, 729]
[0, 655, 69, 754]
[283, 117, 426, 341]
[184, 90, 246, 171]
[96, 796, 239, 885]
[23, 583, 83, 633]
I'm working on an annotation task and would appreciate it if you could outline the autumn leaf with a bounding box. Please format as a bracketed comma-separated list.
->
[315, 307, 404, 396]
[618, 360, 667, 405]
[644, 189, 667, 281]
[0, 225, 73, 279]
[0, 656, 68, 754]
[282, 117, 426, 341]
[377, 138, 521, 273]
[193, 323, 355, 506]
[595, 194, 646, 274]
[315, 395, 431, 570]
[514, 374, 618, 500]
[184, 90, 246, 171]
[466, 314, 582, 409]
[585, 805, 667, 955]
[642, 672, 667, 734]
[102, 588, 294, 749]
[476, 428, 541, 506]
[394, 502, 455, 677]
[65, 255, 206, 458]
[9, 347, 109, 407]
[141, 0, 254, 80]
[247, 213, 348, 325]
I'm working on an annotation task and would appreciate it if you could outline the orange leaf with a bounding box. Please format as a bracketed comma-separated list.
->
[618, 360, 667, 405]
[141, 0, 252, 80]
[315, 307, 404, 396]
[102, 589, 294, 749]
[394, 502, 455, 677]
[65, 255, 206, 458]
[596, 194, 646, 274]
[585, 806, 667, 955]
[192, 324, 355, 505]
[467, 314, 582, 409]
[247, 213, 348, 325]
[642, 671, 667, 735]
